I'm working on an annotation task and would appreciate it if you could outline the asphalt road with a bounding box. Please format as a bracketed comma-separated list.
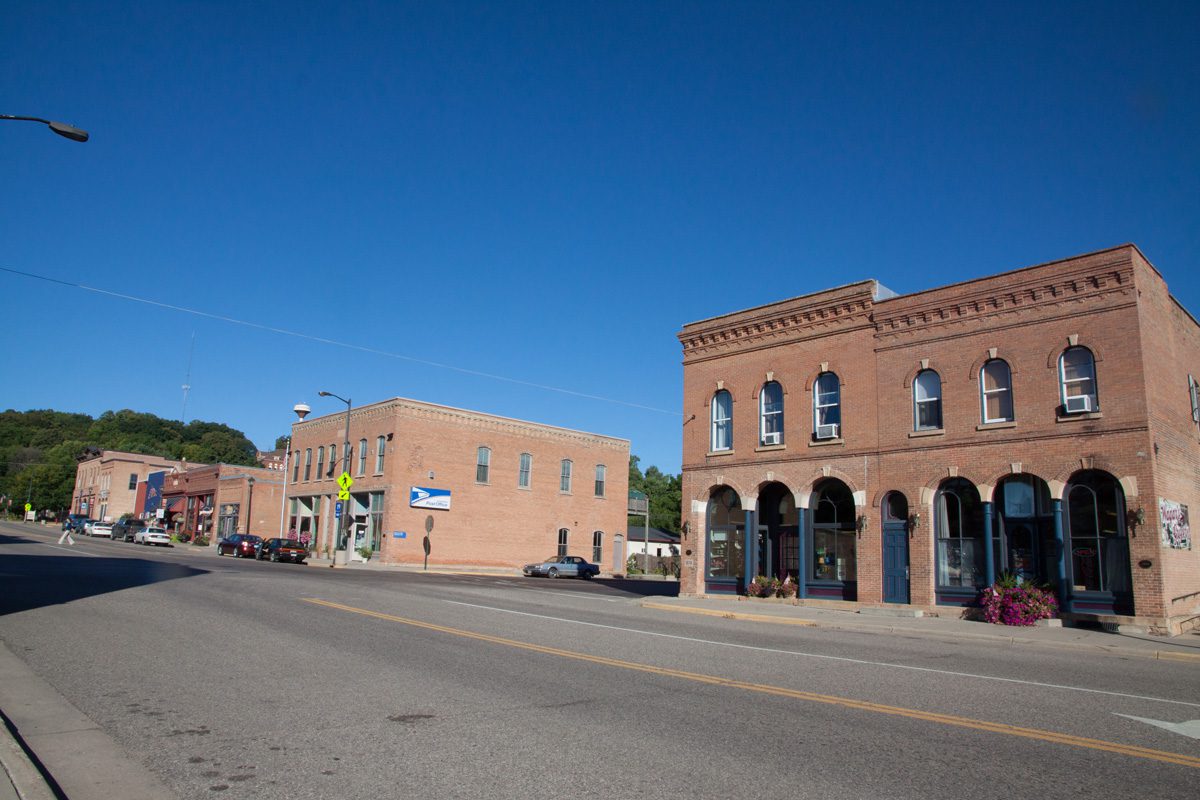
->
[1, 521, 1197, 800]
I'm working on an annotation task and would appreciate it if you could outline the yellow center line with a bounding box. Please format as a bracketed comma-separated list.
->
[302, 597, 1200, 769]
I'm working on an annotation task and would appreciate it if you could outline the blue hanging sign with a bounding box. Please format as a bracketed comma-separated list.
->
[335, 500, 343, 519]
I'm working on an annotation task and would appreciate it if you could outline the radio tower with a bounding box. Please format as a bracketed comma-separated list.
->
[181, 332, 195, 423]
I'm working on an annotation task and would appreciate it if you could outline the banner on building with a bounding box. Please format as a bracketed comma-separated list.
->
[1159, 498, 1191, 550]
[410, 486, 451, 510]
[143, 471, 165, 517]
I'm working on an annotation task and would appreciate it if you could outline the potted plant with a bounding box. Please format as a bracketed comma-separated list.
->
[979, 573, 1058, 626]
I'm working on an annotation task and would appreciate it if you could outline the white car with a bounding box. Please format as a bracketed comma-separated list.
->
[134, 527, 171, 546]
[90, 522, 114, 539]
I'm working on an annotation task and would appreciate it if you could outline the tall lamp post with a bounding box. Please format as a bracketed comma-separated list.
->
[245, 477, 256, 535]
[1, 114, 89, 142]
[280, 403, 311, 540]
[317, 390, 352, 567]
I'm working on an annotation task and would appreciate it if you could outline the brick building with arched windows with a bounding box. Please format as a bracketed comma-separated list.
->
[678, 244, 1200, 635]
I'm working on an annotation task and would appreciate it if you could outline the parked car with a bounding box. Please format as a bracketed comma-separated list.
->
[112, 519, 147, 542]
[217, 534, 263, 558]
[90, 522, 114, 539]
[257, 538, 307, 564]
[62, 514, 87, 532]
[134, 526, 171, 546]
[81, 519, 100, 535]
[522, 555, 600, 579]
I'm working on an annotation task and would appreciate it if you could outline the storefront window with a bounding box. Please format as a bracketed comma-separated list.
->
[936, 478, 985, 587]
[811, 481, 856, 582]
[706, 487, 743, 579]
[1066, 472, 1129, 594]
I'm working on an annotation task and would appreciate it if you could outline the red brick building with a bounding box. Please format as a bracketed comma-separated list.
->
[286, 397, 630, 570]
[161, 464, 284, 542]
[678, 245, 1199, 635]
[70, 450, 191, 522]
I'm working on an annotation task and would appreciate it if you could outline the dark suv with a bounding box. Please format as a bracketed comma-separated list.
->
[112, 518, 147, 542]
[62, 514, 88, 532]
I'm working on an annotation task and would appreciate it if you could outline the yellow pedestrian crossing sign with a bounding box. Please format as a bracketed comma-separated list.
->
[337, 488, 350, 501]
[337, 472, 353, 491]
[24, 503, 31, 512]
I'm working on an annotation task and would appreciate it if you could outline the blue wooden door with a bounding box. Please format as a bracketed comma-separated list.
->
[882, 522, 909, 604]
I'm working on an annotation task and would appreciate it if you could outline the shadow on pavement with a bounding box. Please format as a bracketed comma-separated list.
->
[595, 577, 681, 598]
[0, 533, 209, 616]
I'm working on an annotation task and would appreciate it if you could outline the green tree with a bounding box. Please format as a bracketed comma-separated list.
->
[627, 455, 682, 533]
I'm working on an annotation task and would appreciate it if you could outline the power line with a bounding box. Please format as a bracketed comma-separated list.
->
[1, 265, 680, 417]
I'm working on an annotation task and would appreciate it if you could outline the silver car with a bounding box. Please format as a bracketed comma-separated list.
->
[134, 527, 171, 546]
[522, 555, 600, 579]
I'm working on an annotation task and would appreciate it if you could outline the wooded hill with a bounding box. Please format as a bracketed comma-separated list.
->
[0, 409, 259, 514]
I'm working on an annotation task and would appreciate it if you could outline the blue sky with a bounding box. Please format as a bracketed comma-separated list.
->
[3, 1, 1198, 474]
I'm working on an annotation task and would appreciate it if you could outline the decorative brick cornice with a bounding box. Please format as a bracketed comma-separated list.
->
[872, 260, 1135, 338]
[679, 290, 876, 362]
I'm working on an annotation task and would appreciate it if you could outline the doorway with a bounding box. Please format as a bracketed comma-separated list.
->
[881, 492, 910, 604]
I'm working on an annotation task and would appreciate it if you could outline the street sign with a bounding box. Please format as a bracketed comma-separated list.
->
[393, 531, 407, 539]
[24, 503, 31, 512]
[337, 472, 353, 491]
[334, 501, 343, 519]
[337, 488, 350, 501]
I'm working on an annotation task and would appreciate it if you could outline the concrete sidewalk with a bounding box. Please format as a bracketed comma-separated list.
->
[637, 595, 1200, 662]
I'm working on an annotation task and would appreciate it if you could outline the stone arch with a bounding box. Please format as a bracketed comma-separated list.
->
[902, 359, 943, 390]
[967, 350, 1021, 382]
[803, 363, 846, 391]
[1044, 340, 1105, 370]
[796, 467, 864, 509]
[921, 467, 988, 501]
[751, 373, 792, 400]
[705, 382, 741, 408]
[1051, 457, 1137, 500]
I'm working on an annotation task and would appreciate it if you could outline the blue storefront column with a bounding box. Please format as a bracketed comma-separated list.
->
[1052, 498, 1070, 613]
[743, 508, 755, 591]
[982, 501, 995, 587]
[797, 507, 808, 599]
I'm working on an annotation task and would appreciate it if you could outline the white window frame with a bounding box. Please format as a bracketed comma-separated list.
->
[518, 453, 532, 488]
[304, 448, 312, 481]
[316, 446, 325, 481]
[592, 530, 603, 564]
[1059, 347, 1098, 413]
[558, 527, 569, 557]
[913, 369, 942, 431]
[980, 359, 1014, 423]
[560, 459, 573, 493]
[711, 390, 732, 451]
[476, 446, 491, 484]
[813, 372, 841, 438]
[594, 464, 606, 497]
[375, 435, 386, 473]
[357, 439, 367, 475]
[759, 381, 784, 446]
[1189, 375, 1200, 427]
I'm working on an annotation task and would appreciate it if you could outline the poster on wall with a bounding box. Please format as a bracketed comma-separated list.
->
[1159, 498, 1191, 550]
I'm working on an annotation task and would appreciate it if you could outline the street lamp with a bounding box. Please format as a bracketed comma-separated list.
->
[1, 114, 89, 142]
[279, 403, 311, 540]
[317, 390, 352, 567]
[245, 476, 256, 535]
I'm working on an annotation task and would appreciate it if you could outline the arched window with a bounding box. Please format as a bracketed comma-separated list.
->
[1060, 347, 1098, 413]
[1065, 472, 1130, 594]
[913, 369, 942, 430]
[557, 527, 569, 557]
[706, 487, 743, 580]
[303, 448, 312, 481]
[935, 478, 985, 588]
[760, 381, 784, 446]
[813, 372, 841, 439]
[711, 390, 732, 451]
[592, 530, 603, 564]
[357, 439, 368, 475]
[981, 359, 1014, 423]
[375, 435, 386, 473]
[812, 480, 856, 584]
[476, 447, 491, 483]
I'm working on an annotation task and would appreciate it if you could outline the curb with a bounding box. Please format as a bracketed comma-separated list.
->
[0, 714, 56, 800]
[638, 601, 1200, 663]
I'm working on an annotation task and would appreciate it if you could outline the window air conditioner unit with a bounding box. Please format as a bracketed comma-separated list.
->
[816, 423, 840, 440]
[1064, 395, 1093, 414]
[762, 431, 781, 446]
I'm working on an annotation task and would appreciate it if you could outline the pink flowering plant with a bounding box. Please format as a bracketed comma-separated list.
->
[746, 575, 780, 598]
[979, 577, 1058, 626]
[777, 576, 797, 598]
